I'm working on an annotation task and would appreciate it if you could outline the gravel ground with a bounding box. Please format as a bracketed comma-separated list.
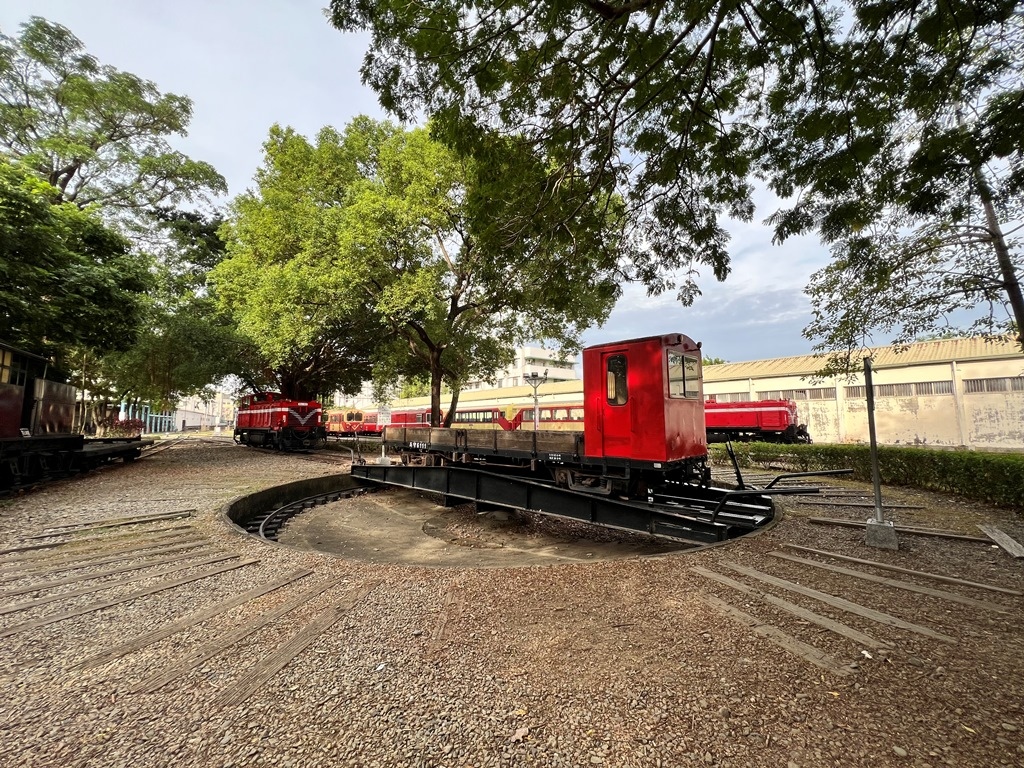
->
[0, 439, 1022, 768]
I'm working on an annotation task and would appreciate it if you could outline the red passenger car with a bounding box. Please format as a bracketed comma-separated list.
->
[234, 393, 326, 449]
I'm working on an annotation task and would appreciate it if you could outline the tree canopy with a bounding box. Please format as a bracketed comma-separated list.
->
[214, 118, 621, 420]
[329, 0, 1024, 361]
[0, 16, 225, 217]
[0, 158, 151, 367]
[97, 211, 250, 410]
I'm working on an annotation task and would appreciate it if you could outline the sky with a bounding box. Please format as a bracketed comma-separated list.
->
[2, 0, 835, 364]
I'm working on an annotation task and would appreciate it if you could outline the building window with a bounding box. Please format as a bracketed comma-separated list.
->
[845, 386, 866, 398]
[914, 381, 953, 395]
[965, 376, 1024, 393]
[876, 383, 914, 397]
[606, 355, 628, 405]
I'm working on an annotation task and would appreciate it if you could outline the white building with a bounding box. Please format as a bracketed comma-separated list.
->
[462, 345, 578, 391]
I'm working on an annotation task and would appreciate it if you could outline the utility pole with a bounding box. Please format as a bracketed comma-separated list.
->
[864, 357, 898, 550]
[524, 369, 548, 430]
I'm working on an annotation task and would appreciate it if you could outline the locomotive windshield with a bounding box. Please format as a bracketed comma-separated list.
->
[667, 351, 701, 399]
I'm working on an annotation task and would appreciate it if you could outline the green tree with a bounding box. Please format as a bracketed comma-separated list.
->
[214, 119, 621, 423]
[0, 158, 151, 366]
[329, 1, 1024, 364]
[323, 118, 620, 425]
[99, 211, 250, 410]
[0, 16, 225, 217]
[212, 125, 380, 401]
[762, 1, 1024, 366]
[328, 0, 783, 305]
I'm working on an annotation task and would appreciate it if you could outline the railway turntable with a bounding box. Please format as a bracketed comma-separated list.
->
[353, 334, 847, 545]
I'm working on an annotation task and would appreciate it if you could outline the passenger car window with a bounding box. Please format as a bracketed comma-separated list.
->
[606, 355, 628, 405]
[668, 351, 701, 399]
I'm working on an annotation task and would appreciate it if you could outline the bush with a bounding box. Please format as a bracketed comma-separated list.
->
[709, 443, 1024, 509]
[100, 418, 145, 438]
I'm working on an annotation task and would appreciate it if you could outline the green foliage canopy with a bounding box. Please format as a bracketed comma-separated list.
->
[213, 124, 380, 401]
[0, 158, 152, 367]
[0, 16, 225, 217]
[214, 118, 621, 420]
[329, 0, 1024, 364]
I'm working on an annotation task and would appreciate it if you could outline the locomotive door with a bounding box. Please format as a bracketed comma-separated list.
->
[599, 351, 632, 457]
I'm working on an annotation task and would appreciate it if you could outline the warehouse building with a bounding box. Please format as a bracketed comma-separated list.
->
[703, 337, 1024, 450]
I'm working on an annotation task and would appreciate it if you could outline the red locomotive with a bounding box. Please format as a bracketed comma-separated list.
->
[234, 393, 326, 449]
[704, 399, 811, 443]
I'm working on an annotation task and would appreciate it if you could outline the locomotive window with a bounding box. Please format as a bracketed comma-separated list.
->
[606, 355, 628, 405]
[569, 408, 584, 421]
[668, 352, 701, 399]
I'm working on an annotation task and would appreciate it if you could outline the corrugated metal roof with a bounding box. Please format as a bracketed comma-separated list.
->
[704, 336, 1023, 381]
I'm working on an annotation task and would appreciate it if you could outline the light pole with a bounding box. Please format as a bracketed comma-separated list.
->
[524, 369, 548, 430]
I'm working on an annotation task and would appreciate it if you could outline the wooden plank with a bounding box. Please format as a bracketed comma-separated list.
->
[768, 551, 1008, 613]
[0, 539, 210, 583]
[26, 509, 196, 538]
[691, 566, 887, 648]
[0, 552, 240, 616]
[978, 525, 1024, 559]
[806, 517, 991, 543]
[721, 560, 956, 643]
[0, 525, 195, 557]
[0, 557, 259, 639]
[76, 568, 313, 669]
[0, 546, 220, 598]
[698, 593, 850, 675]
[426, 585, 461, 659]
[781, 544, 1023, 596]
[796, 500, 924, 510]
[213, 583, 378, 708]
[132, 576, 364, 694]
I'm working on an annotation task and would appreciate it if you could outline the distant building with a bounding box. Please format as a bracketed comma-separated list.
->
[330, 346, 580, 411]
[461, 346, 578, 391]
[703, 337, 1024, 450]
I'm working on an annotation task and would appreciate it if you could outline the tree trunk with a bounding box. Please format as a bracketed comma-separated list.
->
[444, 387, 461, 428]
[429, 347, 444, 427]
[976, 178, 1024, 352]
[967, 122, 1024, 353]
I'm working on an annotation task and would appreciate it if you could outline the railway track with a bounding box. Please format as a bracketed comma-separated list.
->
[0, 505, 379, 709]
[238, 487, 372, 541]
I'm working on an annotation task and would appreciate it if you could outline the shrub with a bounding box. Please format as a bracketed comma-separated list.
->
[100, 418, 145, 438]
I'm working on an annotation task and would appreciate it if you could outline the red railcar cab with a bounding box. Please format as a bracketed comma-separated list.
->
[582, 333, 706, 464]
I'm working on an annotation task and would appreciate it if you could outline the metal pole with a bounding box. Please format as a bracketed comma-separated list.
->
[864, 357, 884, 522]
[525, 370, 547, 430]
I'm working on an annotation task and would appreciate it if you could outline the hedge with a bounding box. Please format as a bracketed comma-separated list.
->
[708, 443, 1024, 509]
